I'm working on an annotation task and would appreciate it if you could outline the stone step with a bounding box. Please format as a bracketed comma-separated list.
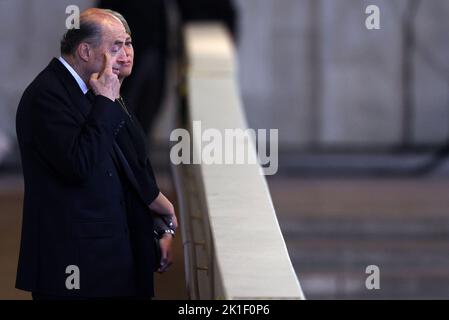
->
[299, 270, 449, 299]
[290, 248, 449, 271]
[279, 217, 449, 240]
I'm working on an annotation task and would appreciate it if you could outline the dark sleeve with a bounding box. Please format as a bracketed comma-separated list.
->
[32, 88, 126, 183]
[143, 157, 160, 205]
[114, 111, 160, 204]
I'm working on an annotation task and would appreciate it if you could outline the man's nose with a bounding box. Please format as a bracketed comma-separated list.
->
[124, 47, 132, 57]
[116, 47, 127, 63]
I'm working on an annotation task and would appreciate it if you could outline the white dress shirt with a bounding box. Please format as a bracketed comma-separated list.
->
[58, 56, 89, 94]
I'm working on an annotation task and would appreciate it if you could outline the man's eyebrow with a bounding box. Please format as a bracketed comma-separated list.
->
[113, 40, 125, 46]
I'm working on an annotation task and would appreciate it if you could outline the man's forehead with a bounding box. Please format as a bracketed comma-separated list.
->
[81, 9, 128, 38]
[103, 18, 126, 31]
[102, 21, 127, 40]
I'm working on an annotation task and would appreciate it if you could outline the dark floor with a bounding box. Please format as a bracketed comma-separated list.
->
[268, 176, 449, 299]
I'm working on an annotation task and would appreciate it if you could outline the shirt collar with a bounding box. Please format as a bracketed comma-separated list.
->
[58, 56, 88, 94]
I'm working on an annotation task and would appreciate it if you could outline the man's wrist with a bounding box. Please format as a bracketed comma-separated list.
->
[157, 228, 175, 239]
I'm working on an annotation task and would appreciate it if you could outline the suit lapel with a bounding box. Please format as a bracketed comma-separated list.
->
[48, 58, 91, 119]
[49, 58, 149, 206]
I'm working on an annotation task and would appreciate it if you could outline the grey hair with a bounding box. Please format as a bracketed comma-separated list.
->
[103, 9, 132, 36]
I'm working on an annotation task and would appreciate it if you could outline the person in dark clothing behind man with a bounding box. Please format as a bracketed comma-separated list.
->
[102, 9, 178, 297]
[98, 0, 238, 138]
[98, 0, 169, 138]
[15, 8, 177, 300]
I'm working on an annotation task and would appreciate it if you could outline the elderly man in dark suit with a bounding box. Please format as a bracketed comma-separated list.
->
[15, 8, 177, 300]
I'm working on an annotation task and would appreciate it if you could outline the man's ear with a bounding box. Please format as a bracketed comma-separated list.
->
[77, 43, 90, 62]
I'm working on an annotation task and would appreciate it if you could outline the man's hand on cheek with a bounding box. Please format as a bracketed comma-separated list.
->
[89, 52, 121, 101]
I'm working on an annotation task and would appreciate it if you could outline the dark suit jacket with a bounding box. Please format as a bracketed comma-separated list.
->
[15, 58, 160, 298]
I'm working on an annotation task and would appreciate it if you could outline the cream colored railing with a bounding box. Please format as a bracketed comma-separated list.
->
[172, 23, 305, 300]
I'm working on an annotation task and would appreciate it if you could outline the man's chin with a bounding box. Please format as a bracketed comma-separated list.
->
[119, 69, 132, 78]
